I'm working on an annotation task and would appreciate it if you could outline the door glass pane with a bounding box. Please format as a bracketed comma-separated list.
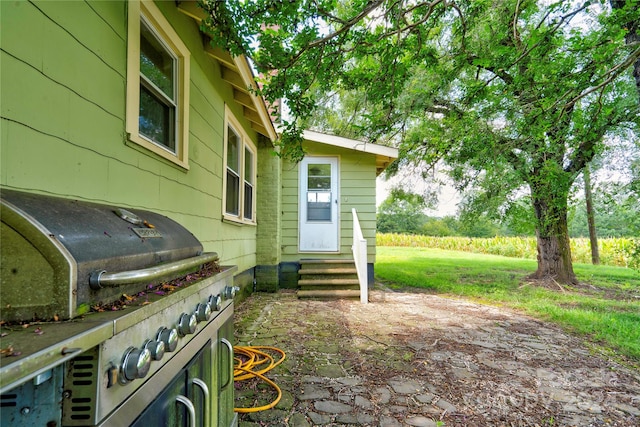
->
[307, 193, 331, 221]
[306, 163, 332, 221]
[308, 177, 330, 189]
[308, 164, 331, 177]
[307, 165, 331, 188]
[308, 192, 331, 203]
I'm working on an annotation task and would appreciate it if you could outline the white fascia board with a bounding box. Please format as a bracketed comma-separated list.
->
[302, 129, 398, 159]
[233, 55, 278, 141]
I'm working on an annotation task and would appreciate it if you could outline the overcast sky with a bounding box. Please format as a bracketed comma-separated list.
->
[375, 174, 461, 217]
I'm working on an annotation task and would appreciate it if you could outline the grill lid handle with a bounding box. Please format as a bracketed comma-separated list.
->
[89, 252, 219, 289]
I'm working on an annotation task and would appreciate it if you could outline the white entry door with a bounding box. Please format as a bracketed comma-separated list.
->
[299, 157, 339, 252]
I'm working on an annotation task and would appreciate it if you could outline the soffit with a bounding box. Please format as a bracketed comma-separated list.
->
[176, 0, 277, 141]
[302, 130, 398, 176]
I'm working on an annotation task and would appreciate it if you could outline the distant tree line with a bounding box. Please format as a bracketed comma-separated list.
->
[568, 180, 640, 238]
[377, 188, 640, 238]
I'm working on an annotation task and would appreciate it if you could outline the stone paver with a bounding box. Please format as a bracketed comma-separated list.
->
[235, 290, 640, 426]
[300, 385, 331, 400]
[405, 416, 437, 427]
[315, 400, 353, 414]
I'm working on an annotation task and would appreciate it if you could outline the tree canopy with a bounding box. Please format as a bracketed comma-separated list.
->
[377, 189, 429, 234]
[201, 0, 640, 283]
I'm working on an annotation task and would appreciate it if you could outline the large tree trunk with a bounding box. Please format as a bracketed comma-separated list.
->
[529, 186, 577, 284]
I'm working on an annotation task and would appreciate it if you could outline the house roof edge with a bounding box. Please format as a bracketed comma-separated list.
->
[302, 130, 398, 159]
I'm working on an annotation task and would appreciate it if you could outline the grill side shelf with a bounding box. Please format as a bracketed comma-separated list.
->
[0, 321, 112, 394]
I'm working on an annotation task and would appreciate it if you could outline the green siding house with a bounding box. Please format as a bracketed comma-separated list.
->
[276, 131, 397, 298]
[1, 0, 397, 300]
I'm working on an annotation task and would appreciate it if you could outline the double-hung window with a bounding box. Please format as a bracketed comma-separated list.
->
[224, 108, 256, 224]
[126, 1, 190, 168]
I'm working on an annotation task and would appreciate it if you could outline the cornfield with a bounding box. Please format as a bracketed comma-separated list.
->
[376, 234, 640, 269]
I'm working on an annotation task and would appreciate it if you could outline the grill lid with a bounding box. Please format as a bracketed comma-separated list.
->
[1, 189, 209, 321]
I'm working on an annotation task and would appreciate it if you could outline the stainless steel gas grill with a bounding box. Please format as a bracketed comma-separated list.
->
[0, 189, 238, 427]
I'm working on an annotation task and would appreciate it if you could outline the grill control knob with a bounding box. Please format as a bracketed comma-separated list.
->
[223, 286, 240, 300]
[178, 313, 197, 336]
[195, 303, 211, 322]
[120, 347, 151, 383]
[156, 327, 179, 352]
[208, 294, 222, 311]
[143, 339, 166, 361]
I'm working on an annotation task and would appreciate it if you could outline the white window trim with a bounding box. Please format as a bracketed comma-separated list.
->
[126, 0, 190, 169]
[223, 106, 257, 225]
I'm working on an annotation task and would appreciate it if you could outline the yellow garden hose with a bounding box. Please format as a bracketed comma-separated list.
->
[233, 345, 286, 413]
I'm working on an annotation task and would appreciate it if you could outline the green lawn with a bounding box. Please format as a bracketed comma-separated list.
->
[375, 246, 640, 362]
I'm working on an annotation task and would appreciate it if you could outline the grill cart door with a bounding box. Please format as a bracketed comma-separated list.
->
[131, 342, 214, 427]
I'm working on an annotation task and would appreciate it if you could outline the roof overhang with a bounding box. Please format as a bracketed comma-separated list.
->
[176, 0, 277, 141]
[302, 130, 398, 176]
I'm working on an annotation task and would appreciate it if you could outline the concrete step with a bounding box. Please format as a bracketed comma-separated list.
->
[297, 289, 361, 299]
[299, 281, 359, 292]
[300, 259, 355, 265]
[297, 258, 361, 300]
[299, 267, 357, 275]
[298, 278, 360, 287]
